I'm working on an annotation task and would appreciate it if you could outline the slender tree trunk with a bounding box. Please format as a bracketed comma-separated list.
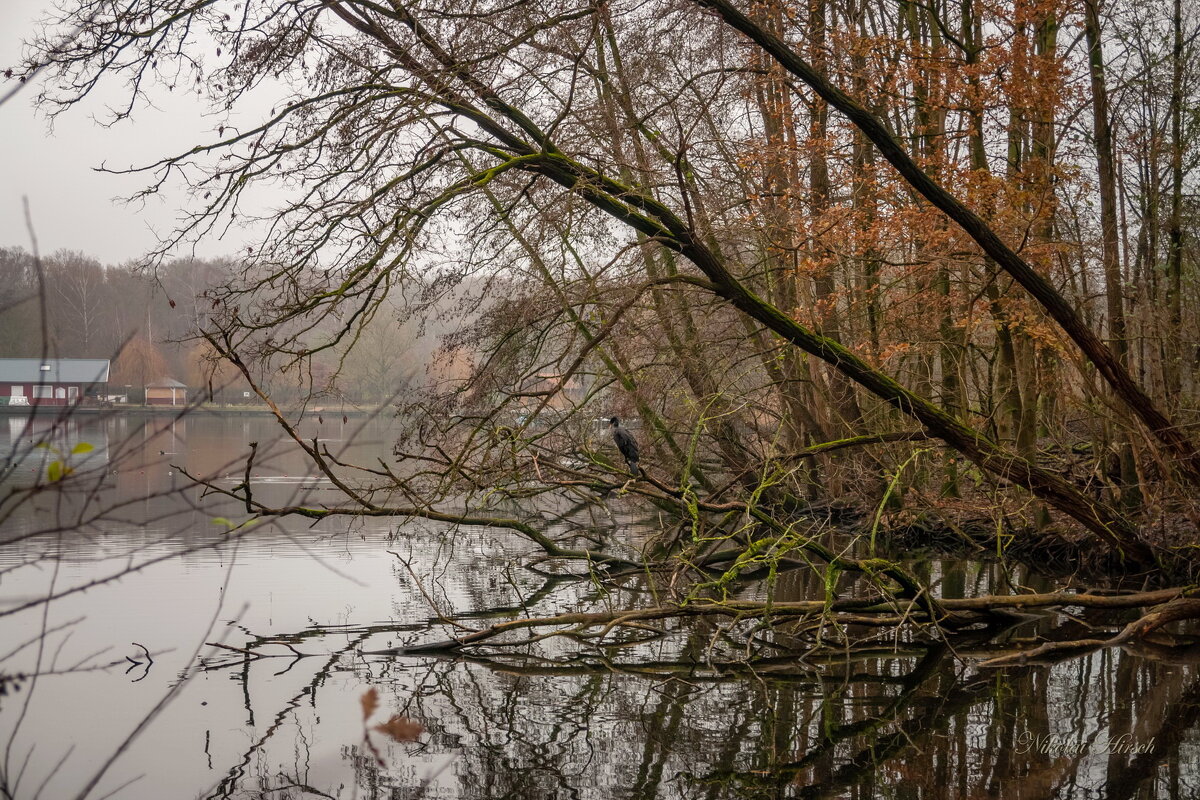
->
[1085, 0, 1139, 506]
[808, 0, 862, 435]
[1166, 0, 1185, 401]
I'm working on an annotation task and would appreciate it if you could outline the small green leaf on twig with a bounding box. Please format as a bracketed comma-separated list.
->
[211, 517, 258, 532]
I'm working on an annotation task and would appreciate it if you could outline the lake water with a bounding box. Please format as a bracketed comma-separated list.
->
[0, 413, 1197, 799]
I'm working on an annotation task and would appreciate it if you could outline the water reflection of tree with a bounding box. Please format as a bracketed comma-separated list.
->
[201, 602, 1200, 799]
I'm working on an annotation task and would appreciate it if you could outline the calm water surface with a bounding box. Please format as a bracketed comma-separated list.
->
[0, 413, 1197, 799]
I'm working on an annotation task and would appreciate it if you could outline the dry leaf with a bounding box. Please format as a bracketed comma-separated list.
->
[374, 714, 423, 743]
[360, 687, 379, 722]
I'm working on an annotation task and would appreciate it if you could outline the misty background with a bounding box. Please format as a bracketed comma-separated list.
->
[1, 0, 249, 262]
[0, 2, 448, 405]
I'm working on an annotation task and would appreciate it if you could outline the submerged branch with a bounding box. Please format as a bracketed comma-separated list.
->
[979, 595, 1200, 667]
[386, 587, 1198, 656]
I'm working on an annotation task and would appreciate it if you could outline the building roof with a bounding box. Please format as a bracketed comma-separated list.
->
[0, 359, 111, 383]
[146, 377, 188, 389]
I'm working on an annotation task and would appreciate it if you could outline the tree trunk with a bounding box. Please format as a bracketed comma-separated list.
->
[1166, 0, 1185, 401]
[1084, 0, 1139, 506]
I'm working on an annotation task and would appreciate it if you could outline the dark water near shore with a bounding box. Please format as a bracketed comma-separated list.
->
[0, 414, 1197, 799]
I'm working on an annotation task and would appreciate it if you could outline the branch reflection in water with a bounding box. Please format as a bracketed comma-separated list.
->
[1, 414, 1197, 799]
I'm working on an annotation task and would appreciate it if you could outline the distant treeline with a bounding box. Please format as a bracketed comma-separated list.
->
[0, 248, 430, 404]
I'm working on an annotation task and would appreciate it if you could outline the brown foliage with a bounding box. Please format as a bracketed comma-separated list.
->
[359, 687, 378, 722]
[112, 336, 169, 388]
[373, 714, 424, 743]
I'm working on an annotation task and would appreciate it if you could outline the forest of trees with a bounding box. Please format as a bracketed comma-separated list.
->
[9, 2, 1200, 797]
[7, 0, 1198, 553]
[0, 247, 430, 402]
[0, 247, 220, 385]
[4, 0, 1200, 659]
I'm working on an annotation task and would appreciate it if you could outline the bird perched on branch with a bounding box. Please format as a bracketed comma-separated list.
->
[609, 417, 640, 477]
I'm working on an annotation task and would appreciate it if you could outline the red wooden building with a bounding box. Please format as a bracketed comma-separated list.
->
[0, 359, 111, 406]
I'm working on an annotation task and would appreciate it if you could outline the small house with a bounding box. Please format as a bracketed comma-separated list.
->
[146, 378, 188, 406]
[0, 359, 110, 406]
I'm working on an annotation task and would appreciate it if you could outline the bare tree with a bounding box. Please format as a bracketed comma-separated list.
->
[5, 3, 1200, 794]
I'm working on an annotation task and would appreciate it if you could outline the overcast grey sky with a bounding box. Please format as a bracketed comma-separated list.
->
[1, 0, 249, 264]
